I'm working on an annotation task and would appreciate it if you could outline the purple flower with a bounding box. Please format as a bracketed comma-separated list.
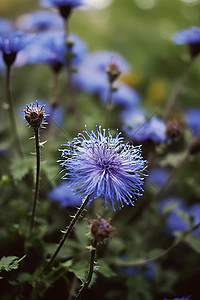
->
[148, 167, 169, 188]
[185, 108, 200, 137]
[40, 0, 84, 19]
[59, 126, 147, 210]
[16, 10, 64, 32]
[99, 82, 140, 109]
[73, 51, 130, 95]
[0, 28, 35, 66]
[163, 296, 191, 300]
[173, 26, 200, 57]
[48, 182, 82, 207]
[19, 31, 87, 72]
[122, 109, 166, 144]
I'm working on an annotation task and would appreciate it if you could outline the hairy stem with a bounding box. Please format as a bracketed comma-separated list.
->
[6, 65, 23, 157]
[29, 128, 40, 235]
[75, 239, 97, 300]
[163, 57, 194, 120]
[43, 195, 90, 273]
[111, 221, 200, 268]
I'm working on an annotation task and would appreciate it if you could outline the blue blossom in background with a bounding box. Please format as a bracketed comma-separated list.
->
[163, 296, 191, 300]
[122, 260, 155, 279]
[16, 10, 64, 32]
[0, 18, 12, 33]
[160, 197, 188, 234]
[48, 182, 82, 208]
[0, 28, 35, 66]
[40, 0, 84, 19]
[59, 126, 147, 210]
[73, 51, 129, 95]
[173, 26, 200, 57]
[121, 109, 166, 144]
[20, 31, 87, 72]
[19, 100, 63, 127]
[185, 108, 200, 137]
[99, 82, 140, 110]
[148, 166, 169, 188]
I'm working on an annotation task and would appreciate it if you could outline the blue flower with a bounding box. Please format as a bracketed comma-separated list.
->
[0, 28, 35, 66]
[40, 0, 84, 19]
[22, 31, 87, 72]
[185, 108, 200, 137]
[19, 100, 63, 127]
[0, 18, 12, 33]
[148, 167, 169, 188]
[73, 51, 130, 95]
[16, 10, 64, 32]
[99, 82, 140, 110]
[121, 109, 166, 144]
[59, 126, 147, 210]
[160, 197, 188, 234]
[163, 296, 191, 300]
[48, 182, 82, 208]
[173, 26, 200, 57]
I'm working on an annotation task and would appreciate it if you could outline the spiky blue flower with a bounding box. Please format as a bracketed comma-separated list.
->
[163, 296, 191, 300]
[59, 126, 147, 211]
[173, 26, 200, 57]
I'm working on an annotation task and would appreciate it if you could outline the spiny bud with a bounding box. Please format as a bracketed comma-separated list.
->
[106, 62, 121, 84]
[89, 216, 113, 242]
[23, 100, 45, 129]
[165, 119, 183, 140]
[189, 137, 200, 155]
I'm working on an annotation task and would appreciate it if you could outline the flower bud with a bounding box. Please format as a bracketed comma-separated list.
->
[23, 100, 45, 129]
[165, 119, 183, 140]
[189, 137, 200, 155]
[106, 62, 121, 84]
[89, 216, 113, 242]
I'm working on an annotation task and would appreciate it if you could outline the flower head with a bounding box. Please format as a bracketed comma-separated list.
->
[48, 182, 82, 208]
[121, 109, 166, 144]
[40, 0, 84, 19]
[0, 28, 35, 66]
[16, 10, 64, 32]
[59, 126, 147, 210]
[185, 108, 200, 137]
[89, 216, 113, 242]
[23, 100, 45, 129]
[173, 26, 200, 57]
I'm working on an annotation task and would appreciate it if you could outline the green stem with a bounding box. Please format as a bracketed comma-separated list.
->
[104, 83, 113, 128]
[6, 65, 23, 157]
[43, 195, 90, 273]
[163, 57, 194, 120]
[111, 221, 200, 268]
[75, 239, 97, 300]
[29, 128, 40, 235]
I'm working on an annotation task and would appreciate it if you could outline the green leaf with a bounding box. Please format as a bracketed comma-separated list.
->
[97, 259, 116, 278]
[0, 255, 26, 273]
[10, 156, 34, 183]
[185, 235, 200, 254]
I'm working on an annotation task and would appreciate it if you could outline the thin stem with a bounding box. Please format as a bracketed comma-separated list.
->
[75, 239, 97, 300]
[6, 65, 23, 157]
[163, 57, 194, 121]
[29, 128, 40, 235]
[43, 195, 90, 273]
[104, 83, 113, 128]
[111, 221, 200, 268]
